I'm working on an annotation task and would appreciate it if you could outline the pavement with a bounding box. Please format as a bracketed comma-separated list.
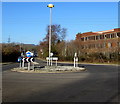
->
[2, 59, 120, 103]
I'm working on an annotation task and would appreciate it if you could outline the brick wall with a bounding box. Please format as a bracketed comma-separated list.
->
[76, 28, 120, 54]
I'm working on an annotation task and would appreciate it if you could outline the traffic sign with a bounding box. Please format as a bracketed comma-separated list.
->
[18, 56, 22, 62]
[30, 58, 34, 62]
[50, 53, 53, 57]
[26, 51, 32, 57]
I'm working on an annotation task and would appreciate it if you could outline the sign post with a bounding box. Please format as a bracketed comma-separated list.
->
[18, 56, 22, 68]
[50, 53, 53, 66]
[46, 57, 58, 66]
[18, 54, 35, 70]
[26, 51, 32, 71]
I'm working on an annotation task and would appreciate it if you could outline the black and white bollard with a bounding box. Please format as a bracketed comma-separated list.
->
[74, 53, 78, 68]
[26, 57, 35, 71]
[22, 58, 25, 69]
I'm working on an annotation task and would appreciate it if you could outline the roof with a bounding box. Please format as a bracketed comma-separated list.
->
[76, 28, 120, 38]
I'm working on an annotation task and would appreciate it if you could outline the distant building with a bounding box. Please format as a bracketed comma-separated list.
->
[76, 28, 120, 55]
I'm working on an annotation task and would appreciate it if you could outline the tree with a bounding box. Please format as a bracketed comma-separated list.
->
[2, 43, 21, 62]
[43, 24, 66, 43]
[38, 24, 67, 58]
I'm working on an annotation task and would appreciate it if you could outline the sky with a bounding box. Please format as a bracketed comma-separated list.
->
[2, 2, 118, 45]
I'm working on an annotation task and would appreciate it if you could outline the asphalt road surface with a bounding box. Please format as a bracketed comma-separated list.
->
[2, 59, 119, 103]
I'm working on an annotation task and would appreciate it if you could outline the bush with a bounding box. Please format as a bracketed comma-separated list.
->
[2, 43, 21, 62]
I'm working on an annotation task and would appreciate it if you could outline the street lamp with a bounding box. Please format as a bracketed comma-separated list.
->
[47, 4, 54, 66]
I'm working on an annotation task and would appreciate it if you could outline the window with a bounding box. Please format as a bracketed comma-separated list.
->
[92, 44, 95, 48]
[81, 38, 84, 41]
[108, 42, 112, 48]
[100, 35, 104, 39]
[96, 35, 100, 40]
[88, 45, 91, 49]
[117, 32, 120, 37]
[85, 37, 88, 41]
[81, 45, 84, 49]
[118, 42, 120, 47]
[100, 44, 106, 48]
[106, 34, 110, 38]
[96, 44, 100, 48]
[103, 43, 106, 48]
[91, 36, 95, 40]
[111, 33, 116, 38]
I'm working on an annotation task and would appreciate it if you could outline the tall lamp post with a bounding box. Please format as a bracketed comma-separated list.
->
[47, 4, 54, 66]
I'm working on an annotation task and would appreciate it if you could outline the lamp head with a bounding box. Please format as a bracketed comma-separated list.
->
[47, 4, 54, 8]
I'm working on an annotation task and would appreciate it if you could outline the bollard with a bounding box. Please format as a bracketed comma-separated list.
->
[56, 60, 57, 66]
[32, 62, 34, 71]
[22, 58, 25, 69]
[20, 61, 22, 68]
[30, 58, 34, 70]
[51, 57, 52, 66]
[28, 62, 30, 71]
[74, 57, 76, 68]
[74, 53, 78, 67]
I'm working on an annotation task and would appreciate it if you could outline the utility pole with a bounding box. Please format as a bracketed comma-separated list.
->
[8, 35, 11, 43]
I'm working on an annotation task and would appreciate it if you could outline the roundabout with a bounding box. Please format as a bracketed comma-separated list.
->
[11, 66, 86, 73]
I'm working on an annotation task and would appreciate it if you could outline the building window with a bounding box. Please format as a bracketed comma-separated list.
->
[96, 35, 100, 40]
[100, 35, 104, 39]
[103, 43, 106, 48]
[81, 45, 84, 49]
[117, 32, 120, 37]
[85, 37, 88, 41]
[81, 38, 84, 41]
[96, 44, 100, 48]
[111, 33, 116, 38]
[93, 44, 95, 48]
[106, 34, 111, 38]
[118, 42, 120, 47]
[85, 45, 87, 49]
[91, 36, 95, 40]
[108, 42, 112, 48]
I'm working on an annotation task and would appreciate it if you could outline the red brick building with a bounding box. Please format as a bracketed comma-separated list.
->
[76, 28, 120, 55]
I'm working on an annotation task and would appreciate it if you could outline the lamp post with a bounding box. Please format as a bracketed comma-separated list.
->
[47, 4, 54, 66]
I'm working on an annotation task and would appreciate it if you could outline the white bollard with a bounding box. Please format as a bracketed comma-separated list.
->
[76, 58, 78, 67]
[32, 62, 34, 71]
[74, 53, 78, 67]
[20, 61, 22, 68]
[28, 62, 30, 71]
[47, 60, 48, 66]
[22, 58, 25, 69]
[30, 58, 34, 70]
[46, 57, 49, 66]
[74, 57, 75, 68]
[51, 57, 52, 66]
[56, 60, 57, 66]
[49, 58, 50, 66]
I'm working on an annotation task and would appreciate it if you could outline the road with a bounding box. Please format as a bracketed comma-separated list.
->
[2, 59, 119, 103]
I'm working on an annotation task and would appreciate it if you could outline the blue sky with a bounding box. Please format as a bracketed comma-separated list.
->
[2, 2, 118, 45]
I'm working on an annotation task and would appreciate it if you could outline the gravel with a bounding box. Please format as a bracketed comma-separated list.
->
[11, 66, 86, 73]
